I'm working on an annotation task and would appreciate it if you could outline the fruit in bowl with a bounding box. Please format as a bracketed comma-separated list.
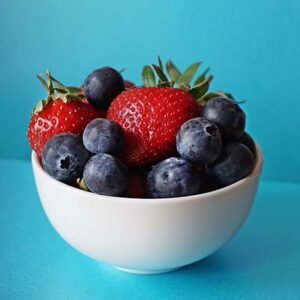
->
[28, 58, 263, 274]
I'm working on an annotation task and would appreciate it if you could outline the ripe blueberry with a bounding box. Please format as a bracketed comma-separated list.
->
[146, 157, 203, 198]
[207, 142, 255, 187]
[83, 67, 124, 110]
[83, 153, 128, 196]
[42, 133, 90, 183]
[83, 118, 123, 155]
[176, 117, 222, 163]
[203, 97, 245, 138]
[236, 132, 256, 158]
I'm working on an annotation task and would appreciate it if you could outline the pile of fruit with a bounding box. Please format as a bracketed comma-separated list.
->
[27, 58, 256, 198]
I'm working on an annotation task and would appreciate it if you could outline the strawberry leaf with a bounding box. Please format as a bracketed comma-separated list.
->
[36, 75, 49, 92]
[33, 70, 85, 115]
[180, 83, 191, 91]
[32, 100, 44, 114]
[202, 91, 245, 104]
[152, 64, 169, 85]
[68, 86, 82, 93]
[53, 88, 68, 94]
[32, 96, 52, 115]
[66, 93, 85, 101]
[76, 178, 89, 191]
[54, 94, 67, 102]
[166, 60, 181, 83]
[198, 92, 221, 104]
[47, 72, 68, 93]
[194, 68, 210, 86]
[224, 92, 234, 100]
[46, 70, 55, 95]
[199, 91, 234, 103]
[142, 65, 156, 87]
[236, 100, 246, 104]
[176, 62, 201, 86]
[189, 75, 213, 101]
[158, 56, 164, 71]
[195, 88, 242, 106]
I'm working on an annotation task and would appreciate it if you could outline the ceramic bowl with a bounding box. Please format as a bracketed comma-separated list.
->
[32, 145, 262, 274]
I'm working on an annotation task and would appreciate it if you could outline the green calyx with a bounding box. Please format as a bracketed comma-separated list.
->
[32, 70, 84, 115]
[76, 178, 89, 191]
[142, 57, 235, 105]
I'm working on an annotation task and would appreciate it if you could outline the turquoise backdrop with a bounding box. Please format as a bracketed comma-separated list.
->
[0, 0, 299, 182]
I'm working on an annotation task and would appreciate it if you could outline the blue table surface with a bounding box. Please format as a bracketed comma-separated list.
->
[0, 158, 299, 300]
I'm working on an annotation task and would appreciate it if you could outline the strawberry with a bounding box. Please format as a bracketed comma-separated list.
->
[107, 87, 198, 166]
[27, 71, 104, 157]
[124, 80, 136, 89]
[107, 58, 214, 167]
[126, 171, 146, 198]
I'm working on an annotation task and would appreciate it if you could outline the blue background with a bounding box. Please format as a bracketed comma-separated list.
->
[0, 0, 300, 182]
[1, 1, 300, 299]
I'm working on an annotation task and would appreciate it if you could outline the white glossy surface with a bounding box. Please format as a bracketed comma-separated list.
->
[32, 146, 262, 274]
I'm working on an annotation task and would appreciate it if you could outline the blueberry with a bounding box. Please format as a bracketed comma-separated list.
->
[176, 117, 222, 163]
[42, 133, 90, 183]
[83, 153, 128, 196]
[207, 142, 255, 187]
[83, 67, 124, 110]
[203, 97, 245, 138]
[83, 118, 123, 155]
[146, 157, 203, 198]
[236, 132, 257, 158]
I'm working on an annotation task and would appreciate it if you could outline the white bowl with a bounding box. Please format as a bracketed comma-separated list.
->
[32, 145, 263, 274]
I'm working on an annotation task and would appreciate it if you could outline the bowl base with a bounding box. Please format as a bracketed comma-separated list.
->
[113, 266, 178, 275]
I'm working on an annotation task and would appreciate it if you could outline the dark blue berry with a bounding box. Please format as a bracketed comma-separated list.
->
[83, 118, 123, 155]
[83, 67, 124, 110]
[146, 157, 203, 198]
[203, 97, 245, 138]
[42, 133, 90, 183]
[83, 153, 128, 196]
[236, 132, 256, 158]
[176, 117, 222, 163]
[207, 142, 255, 187]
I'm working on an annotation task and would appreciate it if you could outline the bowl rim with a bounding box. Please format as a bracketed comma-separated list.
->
[32, 143, 263, 204]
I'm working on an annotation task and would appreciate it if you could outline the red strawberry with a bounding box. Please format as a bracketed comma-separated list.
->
[126, 171, 146, 198]
[107, 58, 214, 167]
[27, 71, 104, 157]
[107, 87, 199, 167]
[124, 80, 136, 89]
